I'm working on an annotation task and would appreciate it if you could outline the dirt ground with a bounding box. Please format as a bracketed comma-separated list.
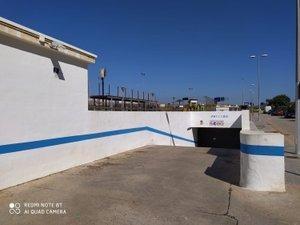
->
[253, 113, 295, 149]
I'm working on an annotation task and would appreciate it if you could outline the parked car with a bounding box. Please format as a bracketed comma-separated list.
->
[284, 109, 295, 118]
[271, 108, 285, 116]
[284, 102, 295, 119]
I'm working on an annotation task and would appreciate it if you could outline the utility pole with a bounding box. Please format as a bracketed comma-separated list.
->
[100, 68, 107, 110]
[241, 78, 245, 105]
[250, 54, 268, 121]
[100, 68, 107, 96]
[172, 96, 175, 110]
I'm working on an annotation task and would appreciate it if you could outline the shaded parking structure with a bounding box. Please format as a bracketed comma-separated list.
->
[0, 146, 299, 225]
[193, 128, 241, 149]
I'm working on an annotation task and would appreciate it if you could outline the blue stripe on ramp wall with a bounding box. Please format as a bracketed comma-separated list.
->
[0, 126, 195, 155]
[240, 143, 284, 156]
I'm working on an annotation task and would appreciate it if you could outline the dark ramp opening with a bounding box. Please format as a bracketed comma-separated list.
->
[193, 128, 241, 149]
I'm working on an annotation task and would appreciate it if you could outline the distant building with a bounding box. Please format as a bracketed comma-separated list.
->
[216, 104, 239, 111]
[188, 98, 198, 105]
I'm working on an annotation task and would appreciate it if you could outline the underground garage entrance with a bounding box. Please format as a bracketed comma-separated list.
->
[193, 128, 241, 149]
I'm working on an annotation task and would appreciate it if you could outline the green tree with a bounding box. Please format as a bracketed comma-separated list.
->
[267, 94, 290, 108]
[287, 102, 295, 113]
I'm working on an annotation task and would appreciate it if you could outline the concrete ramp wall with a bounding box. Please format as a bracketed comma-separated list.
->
[0, 33, 250, 190]
[240, 130, 285, 192]
[0, 111, 249, 190]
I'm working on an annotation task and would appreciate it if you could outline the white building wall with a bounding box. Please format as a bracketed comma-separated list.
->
[0, 33, 249, 190]
[0, 34, 89, 144]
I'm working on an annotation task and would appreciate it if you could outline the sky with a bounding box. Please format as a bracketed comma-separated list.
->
[0, 0, 295, 104]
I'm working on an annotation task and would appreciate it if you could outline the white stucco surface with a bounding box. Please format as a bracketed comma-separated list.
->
[240, 131, 285, 192]
[0, 30, 251, 190]
[189, 110, 249, 130]
[240, 153, 285, 192]
[240, 130, 284, 147]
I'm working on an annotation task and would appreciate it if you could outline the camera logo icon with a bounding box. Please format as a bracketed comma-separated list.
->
[9, 203, 21, 214]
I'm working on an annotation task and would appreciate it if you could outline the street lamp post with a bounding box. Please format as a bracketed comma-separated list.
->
[241, 78, 245, 105]
[100, 68, 107, 96]
[121, 86, 126, 111]
[250, 53, 268, 121]
[172, 96, 176, 109]
[249, 86, 255, 121]
[140, 72, 146, 92]
[188, 87, 194, 100]
[99, 68, 107, 110]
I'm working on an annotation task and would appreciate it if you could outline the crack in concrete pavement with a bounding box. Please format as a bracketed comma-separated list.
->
[225, 185, 239, 225]
[195, 185, 239, 225]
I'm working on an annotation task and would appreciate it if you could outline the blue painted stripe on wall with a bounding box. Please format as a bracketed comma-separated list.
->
[0, 126, 195, 155]
[240, 143, 284, 156]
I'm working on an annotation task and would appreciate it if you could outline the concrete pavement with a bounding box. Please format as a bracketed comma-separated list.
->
[0, 145, 299, 225]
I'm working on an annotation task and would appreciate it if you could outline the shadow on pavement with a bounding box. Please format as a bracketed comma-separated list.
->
[204, 148, 240, 186]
